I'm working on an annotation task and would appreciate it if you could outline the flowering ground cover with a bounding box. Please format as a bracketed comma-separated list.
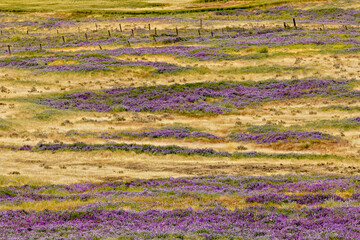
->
[2, 175, 360, 239]
[215, 6, 360, 25]
[0, 27, 358, 57]
[229, 125, 338, 144]
[64, 125, 339, 147]
[4, 142, 342, 161]
[0, 54, 189, 73]
[97, 126, 222, 140]
[15, 142, 232, 157]
[38, 79, 360, 114]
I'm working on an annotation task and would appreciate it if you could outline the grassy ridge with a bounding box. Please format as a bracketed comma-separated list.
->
[0, 0, 334, 14]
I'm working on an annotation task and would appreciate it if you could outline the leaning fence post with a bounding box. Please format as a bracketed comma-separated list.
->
[108, 30, 111, 37]
[293, 18, 297, 29]
[127, 40, 131, 47]
[85, 33, 88, 41]
[7, 45, 11, 55]
[99, 45, 102, 50]
[119, 24, 122, 32]
[62, 36, 65, 43]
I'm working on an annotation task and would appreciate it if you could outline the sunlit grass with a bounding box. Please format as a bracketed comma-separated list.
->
[0, 175, 48, 187]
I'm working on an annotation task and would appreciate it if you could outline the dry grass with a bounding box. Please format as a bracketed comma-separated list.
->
[1, 149, 360, 185]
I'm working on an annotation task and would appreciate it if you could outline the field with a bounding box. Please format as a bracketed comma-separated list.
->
[0, 0, 360, 238]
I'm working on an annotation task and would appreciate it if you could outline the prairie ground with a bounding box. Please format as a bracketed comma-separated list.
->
[0, 0, 359, 185]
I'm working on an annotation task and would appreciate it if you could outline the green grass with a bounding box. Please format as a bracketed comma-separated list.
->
[306, 119, 360, 131]
[0, 175, 48, 187]
[322, 105, 360, 112]
[0, 118, 12, 131]
[220, 65, 307, 74]
[34, 109, 62, 121]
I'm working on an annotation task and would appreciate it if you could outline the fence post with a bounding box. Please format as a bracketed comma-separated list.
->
[7, 45, 11, 56]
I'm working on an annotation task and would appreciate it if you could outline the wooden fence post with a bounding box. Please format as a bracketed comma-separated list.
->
[7, 45, 11, 56]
